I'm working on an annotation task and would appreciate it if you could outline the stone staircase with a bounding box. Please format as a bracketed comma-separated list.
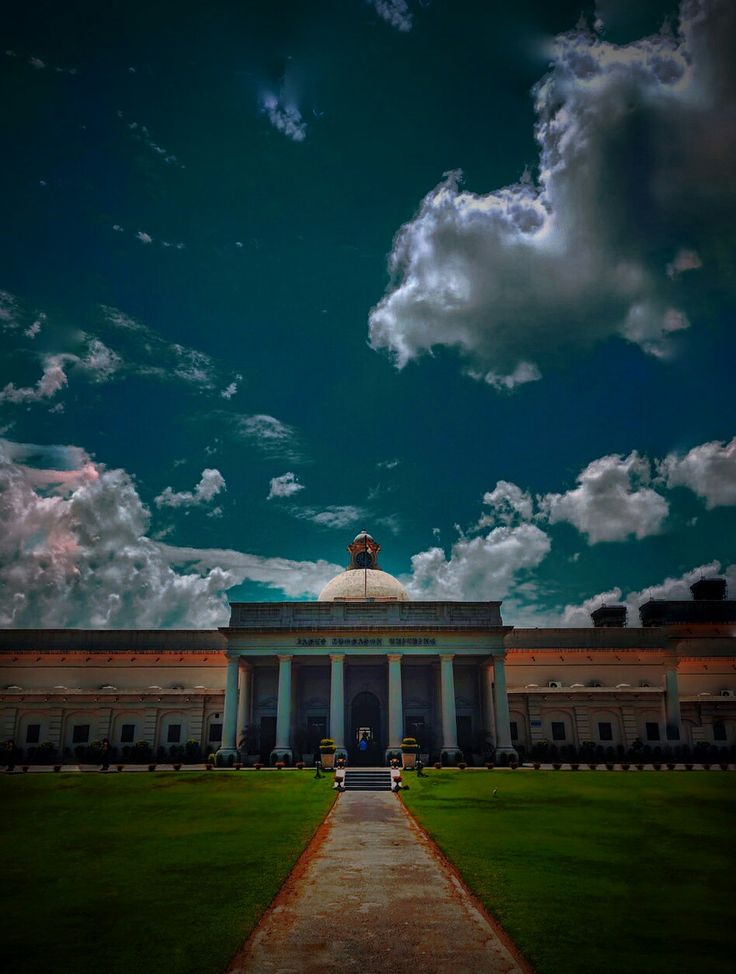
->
[343, 768, 393, 792]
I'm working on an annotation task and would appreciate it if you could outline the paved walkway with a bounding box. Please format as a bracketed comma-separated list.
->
[229, 792, 526, 974]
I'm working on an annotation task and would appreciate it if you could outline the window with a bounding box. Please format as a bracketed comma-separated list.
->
[598, 722, 613, 741]
[209, 723, 222, 743]
[551, 721, 566, 741]
[167, 724, 182, 744]
[510, 721, 518, 741]
[72, 724, 90, 744]
[713, 721, 727, 742]
[25, 724, 40, 744]
[645, 722, 660, 742]
[120, 724, 135, 743]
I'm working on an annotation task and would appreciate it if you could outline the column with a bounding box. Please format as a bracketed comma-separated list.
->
[664, 659, 682, 742]
[329, 654, 347, 758]
[273, 654, 293, 759]
[387, 654, 404, 752]
[483, 662, 496, 747]
[236, 661, 251, 749]
[493, 653, 517, 759]
[440, 654, 459, 758]
[218, 656, 239, 758]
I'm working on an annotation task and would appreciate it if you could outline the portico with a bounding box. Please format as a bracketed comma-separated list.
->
[217, 597, 516, 766]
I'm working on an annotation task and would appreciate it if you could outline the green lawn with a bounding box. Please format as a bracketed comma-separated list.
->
[403, 770, 736, 974]
[1, 772, 335, 974]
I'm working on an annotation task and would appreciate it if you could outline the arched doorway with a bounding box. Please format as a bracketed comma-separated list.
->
[350, 691, 382, 765]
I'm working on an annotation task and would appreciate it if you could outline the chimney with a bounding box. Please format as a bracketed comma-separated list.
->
[591, 604, 627, 628]
[690, 577, 727, 601]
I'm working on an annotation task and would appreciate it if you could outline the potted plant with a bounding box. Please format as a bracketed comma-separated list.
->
[206, 753, 216, 771]
[570, 762, 579, 770]
[719, 762, 729, 771]
[53, 764, 61, 772]
[553, 762, 562, 770]
[319, 738, 336, 769]
[667, 761, 676, 770]
[22, 765, 29, 773]
[116, 764, 124, 772]
[457, 761, 467, 770]
[433, 761, 441, 770]
[401, 737, 419, 769]
[254, 762, 263, 771]
[588, 763, 598, 770]
[147, 763, 156, 772]
[275, 761, 285, 770]
[621, 763, 630, 771]
[509, 761, 519, 770]
[652, 762, 662, 770]
[533, 762, 541, 770]
[234, 761, 242, 770]
[684, 762, 694, 770]
[173, 763, 181, 771]
[605, 762, 615, 771]
[485, 761, 495, 770]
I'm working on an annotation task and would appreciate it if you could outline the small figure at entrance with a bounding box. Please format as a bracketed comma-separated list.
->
[358, 731, 369, 755]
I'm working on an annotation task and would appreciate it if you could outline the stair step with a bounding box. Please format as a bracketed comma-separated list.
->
[343, 769, 394, 791]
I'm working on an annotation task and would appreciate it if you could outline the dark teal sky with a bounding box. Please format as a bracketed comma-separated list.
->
[1, 0, 734, 627]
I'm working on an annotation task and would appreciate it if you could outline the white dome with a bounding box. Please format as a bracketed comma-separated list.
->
[318, 568, 410, 602]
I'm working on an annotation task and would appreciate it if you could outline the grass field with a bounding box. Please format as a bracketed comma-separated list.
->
[402, 770, 736, 974]
[1, 772, 335, 974]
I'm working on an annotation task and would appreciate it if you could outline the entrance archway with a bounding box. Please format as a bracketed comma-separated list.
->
[350, 691, 382, 765]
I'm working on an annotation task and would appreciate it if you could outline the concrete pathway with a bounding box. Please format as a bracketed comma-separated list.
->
[229, 792, 527, 974]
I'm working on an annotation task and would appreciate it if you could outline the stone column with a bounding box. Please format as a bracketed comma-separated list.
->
[664, 659, 682, 743]
[329, 654, 347, 760]
[493, 654, 518, 761]
[440, 654, 460, 762]
[483, 661, 496, 749]
[387, 654, 404, 755]
[236, 661, 251, 751]
[272, 654, 293, 762]
[217, 655, 240, 762]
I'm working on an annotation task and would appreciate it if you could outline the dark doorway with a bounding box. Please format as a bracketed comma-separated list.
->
[456, 715, 473, 759]
[259, 715, 276, 761]
[350, 691, 382, 765]
[306, 716, 327, 761]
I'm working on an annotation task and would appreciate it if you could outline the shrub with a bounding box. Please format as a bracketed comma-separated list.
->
[319, 738, 336, 754]
[401, 737, 419, 752]
[185, 739, 201, 763]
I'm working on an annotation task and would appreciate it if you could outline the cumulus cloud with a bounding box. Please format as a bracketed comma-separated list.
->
[659, 436, 736, 508]
[262, 94, 307, 142]
[540, 451, 668, 543]
[404, 523, 552, 601]
[136, 231, 153, 244]
[369, 0, 413, 32]
[369, 1, 736, 384]
[268, 471, 304, 500]
[0, 439, 340, 627]
[475, 361, 542, 392]
[0, 354, 73, 405]
[79, 338, 121, 382]
[481, 480, 534, 526]
[154, 468, 226, 509]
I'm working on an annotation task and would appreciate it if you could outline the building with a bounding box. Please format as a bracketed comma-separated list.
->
[1, 531, 735, 764]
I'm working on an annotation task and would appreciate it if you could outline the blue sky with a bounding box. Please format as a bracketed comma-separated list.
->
[0, 0, 734, 628]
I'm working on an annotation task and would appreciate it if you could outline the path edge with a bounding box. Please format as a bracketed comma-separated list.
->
[398, 792, 537, 974]
[226, 791, 340, 973]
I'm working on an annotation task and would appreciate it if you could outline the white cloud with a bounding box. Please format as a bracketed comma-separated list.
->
[659, 436, 736, 508]
[79, 338, 121, 382]
[369, 0, 413, 32]
[29, 56, 45, 69]
[268, 471, 304, 500]
[540, 451, 668, 543]
[136, 231, 153, 244]
[369, 2, 735, 384]
[377, 458, 400, 470]
[220, 374, 241, 399]
[475, 361, 542, 392]
[293, 505, 364, 529]
[0, 438, 339, 626]
[481, 480, 534, 525]
[155, 468, 226, 509]
[0, 354, 74, 405]
[404, 523, 552, 601]
[667, 247, 702, 278]
[233, 413, 303, 461]
[262, 95, 307, 142]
